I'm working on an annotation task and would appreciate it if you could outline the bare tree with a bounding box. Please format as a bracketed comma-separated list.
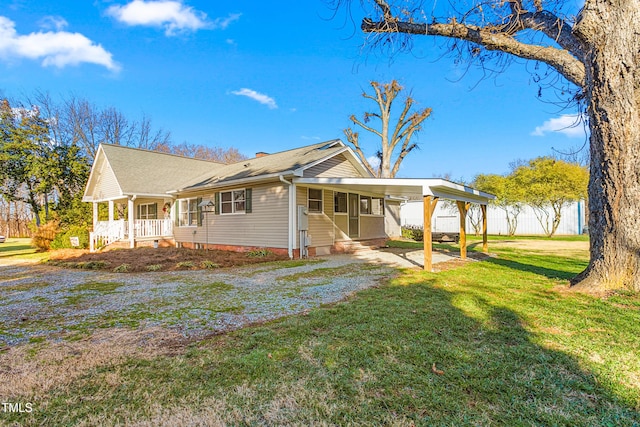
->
[340, 0, 640, 292]
[344, 80, 431, 178]
[164, 142, 247, 164]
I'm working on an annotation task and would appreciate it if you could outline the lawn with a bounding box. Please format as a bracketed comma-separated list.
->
[0, 238, 49, 263]
[1, 236, 639, 426]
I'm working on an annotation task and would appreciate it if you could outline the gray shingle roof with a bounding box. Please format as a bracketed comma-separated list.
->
[100, 144, 225, 195]
[96, 139, 354, 196]
[179, 140, 348, 190]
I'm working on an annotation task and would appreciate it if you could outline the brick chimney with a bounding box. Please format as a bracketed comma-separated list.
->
[256, 152, 269, 158]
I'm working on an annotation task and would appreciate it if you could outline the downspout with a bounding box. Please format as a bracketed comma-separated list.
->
[279, 175, 294, 259]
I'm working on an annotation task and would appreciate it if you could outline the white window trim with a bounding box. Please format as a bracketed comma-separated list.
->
[137, 202, 157, 220]
[308, 188, 323, 214]
[220, 188, 246, 215]
[359, 195, 385, 217]
[334, 191, 348, 215]
[179, 198, 198, 227]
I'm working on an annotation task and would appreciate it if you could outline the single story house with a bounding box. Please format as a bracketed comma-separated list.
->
[82, 140, 495, 270]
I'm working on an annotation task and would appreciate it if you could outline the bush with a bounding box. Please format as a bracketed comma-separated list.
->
[200, 260, 220, 269]
[50, 226, 90, 250]
[176, 261, 195, 269]
[32, 221, 60, 251]
[113, 263, 130, 273]
[401, 225, 424, 242]
[247, 248, 273, 258]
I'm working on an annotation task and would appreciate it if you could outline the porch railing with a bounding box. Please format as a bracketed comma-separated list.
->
[90, 219, 173, 252]
[125, 219, 173, 239]
[90, 219, 125, 252]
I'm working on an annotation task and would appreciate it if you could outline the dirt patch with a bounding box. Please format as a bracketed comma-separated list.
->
[0, 327, 188, 398]
[489, 239, 588, 256]
[48, 247, 288, 272]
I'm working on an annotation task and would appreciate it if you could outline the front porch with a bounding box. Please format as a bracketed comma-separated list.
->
[89, 195, 174, 251]
[90, 219, 173, 252]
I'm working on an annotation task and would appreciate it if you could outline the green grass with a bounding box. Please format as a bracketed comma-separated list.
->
[0, 237, 49, 262]
[3, 238, 640, 426]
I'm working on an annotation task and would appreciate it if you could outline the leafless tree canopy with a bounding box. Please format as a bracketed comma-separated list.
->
[1, 91, 248, 236]
[345, 80, 431, 178]
[333, 1, 585, 104]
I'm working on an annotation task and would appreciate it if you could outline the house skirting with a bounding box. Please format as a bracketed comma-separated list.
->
[176, 242, 293, 257]
[173, 238, 388, 258]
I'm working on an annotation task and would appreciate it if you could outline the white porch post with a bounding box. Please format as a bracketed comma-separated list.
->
[92, 202, 98, 229]
[128, 197, 135, 248]
[108, 200, 114, 222]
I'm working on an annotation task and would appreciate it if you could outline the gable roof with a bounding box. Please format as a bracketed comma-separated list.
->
[176, 139, 372, 192]
[83, 144, 225, 201]
[84, 140, 372, 201]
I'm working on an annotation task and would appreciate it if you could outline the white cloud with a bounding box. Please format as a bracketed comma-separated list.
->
[231, 88, 277, 109]
[0, 16, 120, 71]
[367, 155, 381, 169]
[107, 1, 238, 36]
[39, 16, 68, 31]
[531, 114, 588, 138]
[212, 13, 241, 30]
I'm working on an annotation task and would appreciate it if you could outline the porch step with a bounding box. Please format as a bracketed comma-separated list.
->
[334, 239, 385, 253]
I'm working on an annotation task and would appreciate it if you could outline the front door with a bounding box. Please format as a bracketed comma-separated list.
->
[348, 193, 359, 238]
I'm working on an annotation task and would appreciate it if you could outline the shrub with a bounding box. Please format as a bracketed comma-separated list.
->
[200, 260, 220, 269]
[247, 248, 273, 258]
[113, 263, 130, 273]
[50, 226, 90, 250]
[146, 264, 163, 272]
[83, 261, 108, 270]
[401, 225, 424, 242]
[32, 221, 60, 251]
[176, 261, 195, 269]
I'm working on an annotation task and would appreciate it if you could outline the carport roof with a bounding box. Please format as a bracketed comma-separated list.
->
[292, 177, 495, 204]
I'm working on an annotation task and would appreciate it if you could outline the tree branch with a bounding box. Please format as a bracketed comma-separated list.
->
[344, 128, 377, 176]
[361, 17, 585, 87]
[349, 114, 382, 138]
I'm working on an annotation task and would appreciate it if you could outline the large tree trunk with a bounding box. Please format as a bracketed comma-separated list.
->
[571, 1, 640, 292]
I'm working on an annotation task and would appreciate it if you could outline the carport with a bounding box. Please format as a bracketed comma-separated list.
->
[293, 177, 496, 271]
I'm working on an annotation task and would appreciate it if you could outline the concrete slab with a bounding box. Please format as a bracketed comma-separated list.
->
[327, 247, 455, 270]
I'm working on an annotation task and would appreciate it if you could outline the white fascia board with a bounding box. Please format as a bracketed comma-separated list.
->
[123, 193, 174, 199]
[427, 178, 496, 201]
[342, 145, 376, 177]
[293, 177, 495, 203]
[82, 195, 126, 203]
[294, 147, 350, 175]
[82, 145, 106, 200]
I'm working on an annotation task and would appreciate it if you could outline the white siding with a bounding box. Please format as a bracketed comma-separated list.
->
[91, 159, 122, 200]
[174, 182, 289, 248]
[296, 187, 334, 248]
[401, 200, 587, 235]
[304, 154, 362, 178]
[360, 216, 386, 239]
[333, 214, 349, 241]
[384, 201, 402, 238]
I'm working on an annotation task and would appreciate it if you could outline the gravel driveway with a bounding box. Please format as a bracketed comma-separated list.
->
[0, 251, 430, 347]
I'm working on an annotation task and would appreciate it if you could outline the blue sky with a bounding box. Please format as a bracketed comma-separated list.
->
[0, 0, 587, 182]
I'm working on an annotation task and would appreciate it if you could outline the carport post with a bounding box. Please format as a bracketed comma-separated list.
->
[423, 195, 439, 271]
[456, 201, 470, 259]
[481, 204, 488, 253]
